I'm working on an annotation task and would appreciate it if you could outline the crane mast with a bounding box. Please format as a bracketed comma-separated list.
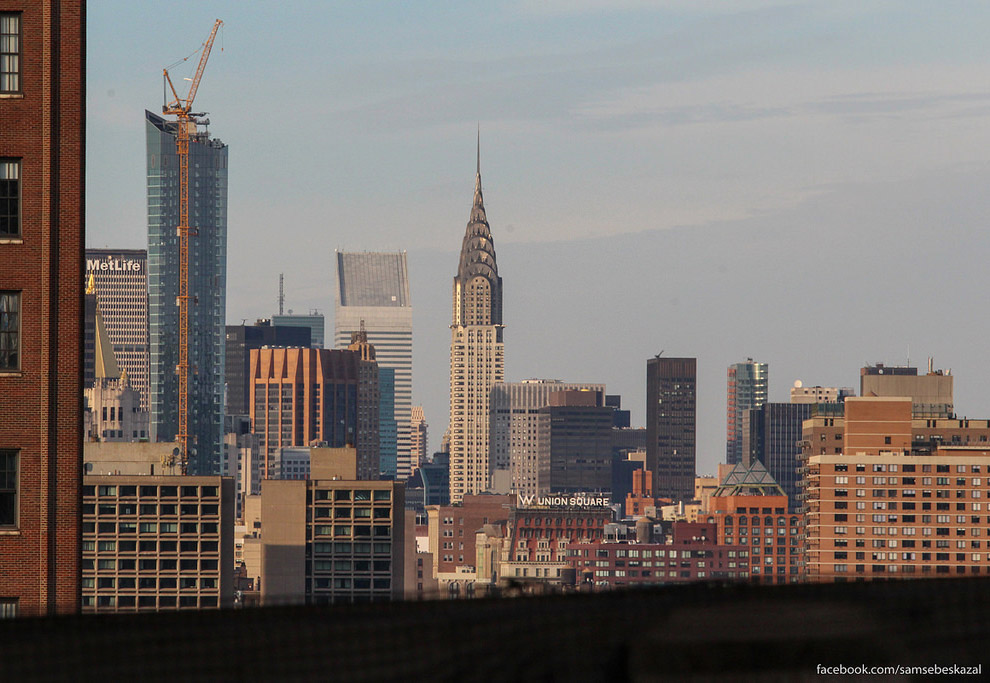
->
[162, 19, 222, 474]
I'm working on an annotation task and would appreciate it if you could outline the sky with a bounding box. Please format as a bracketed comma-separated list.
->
[86, 1, 990, 474]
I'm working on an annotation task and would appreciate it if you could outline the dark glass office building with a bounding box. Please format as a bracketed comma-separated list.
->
[743, 402, 813, 512]
[146, 110, 228, 474]
[646, 356, 697, 502]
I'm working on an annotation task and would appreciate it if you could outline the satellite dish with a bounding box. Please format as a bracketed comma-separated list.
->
[794, 380, 803, 388]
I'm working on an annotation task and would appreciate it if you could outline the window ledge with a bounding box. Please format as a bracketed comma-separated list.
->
[0, 93, 24, 99]
[0, 372, 23, 377]
[0, 239, 24, 245]
[0, 530, 21, 536]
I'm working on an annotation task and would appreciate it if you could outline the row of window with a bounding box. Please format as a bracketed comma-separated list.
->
[84, 484, 220, 498]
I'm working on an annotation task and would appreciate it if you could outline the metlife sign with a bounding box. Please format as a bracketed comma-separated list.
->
[86, 256, 143, 273]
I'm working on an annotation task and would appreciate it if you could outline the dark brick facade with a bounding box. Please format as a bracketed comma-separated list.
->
[0, 0, 85, 617]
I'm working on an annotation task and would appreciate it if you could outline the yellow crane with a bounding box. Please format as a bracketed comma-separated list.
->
[162, 18, 223, 474]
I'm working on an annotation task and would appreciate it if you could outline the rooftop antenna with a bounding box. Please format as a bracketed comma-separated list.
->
[278, 273, 285, 315]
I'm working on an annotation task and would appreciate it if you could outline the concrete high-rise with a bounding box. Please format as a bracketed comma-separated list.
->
[646, 356, 697, 503]
[0, 0, 85, 617]
[448, 148, 504, 504]
[334, 251, 412, 478]
[726, 359, 767, 466]
[860, 361, 953, 417]
[85, 249, 150, 410]
[146, 110, 228, 475]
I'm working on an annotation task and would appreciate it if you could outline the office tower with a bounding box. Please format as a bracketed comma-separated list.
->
[224, 320, 311, 417]
[146, 110, 228, 475]
[410, 406, 428, 472]
[85, 249, 150, 410]
[272, 311, 324, 349]
[334, 251, 412, 477]
[449, 151, 504, 503]
[646, 356, 697, 503]
[490, 380, 606, 497]
[860, 360, 953, 417]
[742, 403, 812, 512]
[726, 359, 768, 465]
[0, 1, 84, 618]
[81, 476, 234, 612]
[249, 347, 379, 480]
[800, 397, 990, 582]
[347, 327, 381, 480]
[539, 390, 614, 495]
[258, 447, 405, 605]
[378, 367, 397, 478]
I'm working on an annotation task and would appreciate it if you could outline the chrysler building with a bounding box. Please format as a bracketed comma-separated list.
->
[449, 140, 504, 503]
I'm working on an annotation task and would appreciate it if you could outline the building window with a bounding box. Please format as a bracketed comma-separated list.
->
[0, 160, 19, 237]
[0, 291, 18, 371]
[0, 598, 17, 619]
[0, 450, 16, 527]
[0, 14, 19, 94]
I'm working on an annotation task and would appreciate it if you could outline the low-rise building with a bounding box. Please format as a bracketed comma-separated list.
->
[81, 475, 234, 612]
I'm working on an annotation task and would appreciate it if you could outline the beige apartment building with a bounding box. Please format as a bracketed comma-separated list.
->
[258, 448, 405, 605]
[81, 475, 234, 612]
[801, 397, 990, 581]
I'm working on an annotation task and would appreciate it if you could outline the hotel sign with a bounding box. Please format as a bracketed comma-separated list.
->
[516, 494, 611, 509]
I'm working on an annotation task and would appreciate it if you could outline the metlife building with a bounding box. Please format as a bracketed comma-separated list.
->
[85, 249, 150, 410]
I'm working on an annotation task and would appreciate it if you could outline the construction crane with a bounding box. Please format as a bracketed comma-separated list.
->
[162, 18, 223, 474]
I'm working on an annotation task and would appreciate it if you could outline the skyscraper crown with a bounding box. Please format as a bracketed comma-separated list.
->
[453, 133, 502, 327]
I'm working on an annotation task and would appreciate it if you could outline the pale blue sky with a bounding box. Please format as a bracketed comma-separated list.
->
[86, 2, 990, 471]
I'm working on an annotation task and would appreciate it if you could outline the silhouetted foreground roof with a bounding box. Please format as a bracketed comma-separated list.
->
[2, 578, 987, 681]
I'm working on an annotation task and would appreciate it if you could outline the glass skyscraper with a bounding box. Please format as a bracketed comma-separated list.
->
[726, 359, 768, 465]
[146, 110, 228, 475]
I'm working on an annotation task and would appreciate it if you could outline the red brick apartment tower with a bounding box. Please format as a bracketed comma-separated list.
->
[0, 1, 85, 617]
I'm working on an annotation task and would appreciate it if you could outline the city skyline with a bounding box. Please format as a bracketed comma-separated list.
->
[82, 2, 990, 474]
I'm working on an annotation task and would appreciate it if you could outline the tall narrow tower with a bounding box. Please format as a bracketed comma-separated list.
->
[448, 139, 504, 503]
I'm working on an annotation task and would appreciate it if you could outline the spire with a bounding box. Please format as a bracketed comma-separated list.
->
[86, 272, 96, 295]
[473, 127, 484, 208]
[93, 297, 120, 381]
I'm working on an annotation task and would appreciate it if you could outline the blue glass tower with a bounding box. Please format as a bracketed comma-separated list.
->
[146, 110, 228, 474]
[378, 367, 397, 479]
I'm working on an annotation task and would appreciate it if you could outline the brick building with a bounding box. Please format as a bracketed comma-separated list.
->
[706, 460, 802, 584]
[801, 397, 990, 581]
[501, 504, 613, 583]
[426, 494, 513, 577]
[567, 522, 734, 588]
[0, 1, 85, 618]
